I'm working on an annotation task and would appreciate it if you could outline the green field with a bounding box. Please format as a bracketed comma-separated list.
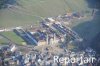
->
[0, 37, 9, 45]
[0, 0, 91, 27]
[0, 31, 26, 45]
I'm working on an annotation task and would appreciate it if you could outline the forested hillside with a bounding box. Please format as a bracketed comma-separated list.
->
[0, 0, 16, 9]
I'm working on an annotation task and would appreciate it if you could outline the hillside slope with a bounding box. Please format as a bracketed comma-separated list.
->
[0, 0, 90, 27]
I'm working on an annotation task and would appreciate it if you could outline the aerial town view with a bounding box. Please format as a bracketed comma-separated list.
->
[0, 0, 100, 66]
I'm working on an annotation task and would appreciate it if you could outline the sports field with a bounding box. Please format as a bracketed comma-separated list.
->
[0, 0, 90, 27]
[0, 31, 26, 45]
